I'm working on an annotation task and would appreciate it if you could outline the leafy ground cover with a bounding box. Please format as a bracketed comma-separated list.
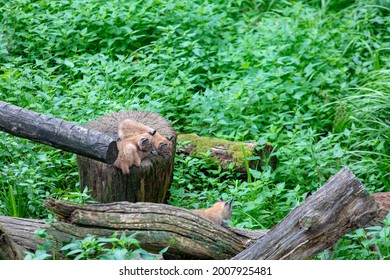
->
[0, 0, 389, 259]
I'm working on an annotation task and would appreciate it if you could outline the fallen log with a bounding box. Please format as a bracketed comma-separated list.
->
[0, 167, 380, 260]
[0, 217, 48, 260]
[0, 101, 118, 164]
[42, 198, 252, 259]
[232, 167, 379, 260]
[177, 134, 277, 173]
[76, 111, 177, 203]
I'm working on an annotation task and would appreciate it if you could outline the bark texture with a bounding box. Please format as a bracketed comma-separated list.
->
[0, 216, 49, 260]
[368, 192, 390, 226]
[42, 198, 253, 260]
[0, 101, 118, 164]
[232, 167, 379, 260]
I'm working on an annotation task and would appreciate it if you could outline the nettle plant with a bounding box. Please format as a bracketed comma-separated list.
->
[1, 0, 389, 260]
[25, 230, 167, 260]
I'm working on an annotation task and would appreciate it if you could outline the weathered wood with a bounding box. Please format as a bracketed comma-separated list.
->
[0, 101, 118, 164]
[0, 216, 49, 260]
[368, 192, 390, 226]
[76, 111, 176, 203]
[232, 167, 379, 260]
[0, 225, 23, 260]
[177, 134, 277, 173]
[43, 198, 249, 259]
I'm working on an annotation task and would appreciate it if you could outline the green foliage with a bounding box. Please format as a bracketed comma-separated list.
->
[0, 0, 389, 259]
[24, 229, 55, 260]
[0, 133, 80, 218]
[60, 232, 166, 260]
[318, 213, 390, 260]
[25, 230, 165, 260]
[336, 70, 390, 189]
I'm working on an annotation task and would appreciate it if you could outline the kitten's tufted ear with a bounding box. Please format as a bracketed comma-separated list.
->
[217, 197, 224, 202]
[139, 137, 149, 146]
[166, 135, 174, 141]
[159, 143, 167, 149]
[149, 129, 157, 136]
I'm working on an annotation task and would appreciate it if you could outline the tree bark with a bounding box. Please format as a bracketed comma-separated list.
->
[42, 198, 255, 260]
[368, 192, 390, 226]
[0, 101, 118, 164]
[76, 111, 176, 203]
[0, 216, 49, 260]
[232, 167, 379, 260]
[177, 134, 277, 173]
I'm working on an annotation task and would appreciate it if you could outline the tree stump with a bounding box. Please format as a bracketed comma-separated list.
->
[76, 111, 176, 203]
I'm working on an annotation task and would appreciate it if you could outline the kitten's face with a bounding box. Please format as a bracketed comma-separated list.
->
[133, 133, 156, 156]
[216, 198, 233, 219]
[154, 134, 174, 156]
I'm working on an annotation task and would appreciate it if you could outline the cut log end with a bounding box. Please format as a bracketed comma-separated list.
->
[105, 140, 119, 164]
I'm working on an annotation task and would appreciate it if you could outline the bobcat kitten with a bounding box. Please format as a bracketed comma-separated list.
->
[113, 133, 154, 175]
[117, 119, 174, 156]
[153, 133, 174, 157]
[118, 119, 156, 139]
[191, 198, 233, 226]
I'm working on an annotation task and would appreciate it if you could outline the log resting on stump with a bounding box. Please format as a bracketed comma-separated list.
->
[0, 167, 381, 260]
[177, 134, 277, 173]
[77, 111, 177, 203]
[0, 101, 118, 164]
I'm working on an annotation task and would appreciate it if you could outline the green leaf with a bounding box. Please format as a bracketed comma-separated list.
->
[113, 248, 128, 260]
[64, 59, 74, 68]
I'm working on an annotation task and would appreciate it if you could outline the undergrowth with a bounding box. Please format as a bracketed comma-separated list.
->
[0, 0, 389, 259]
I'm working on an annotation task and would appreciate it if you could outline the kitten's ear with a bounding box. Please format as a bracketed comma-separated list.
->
[227, 200, 233, 207]
[166, 135, 174, 141]
[217, 197, 224, 202]
[149, 130, 156, 136]
[159, 143, 167, 149]
[139, 137, 149, 146]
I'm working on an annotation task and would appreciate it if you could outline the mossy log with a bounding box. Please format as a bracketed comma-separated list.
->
[177, 134, 277, 173]
[77, 111, 176, 204]
[0, 167, 382, 260]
